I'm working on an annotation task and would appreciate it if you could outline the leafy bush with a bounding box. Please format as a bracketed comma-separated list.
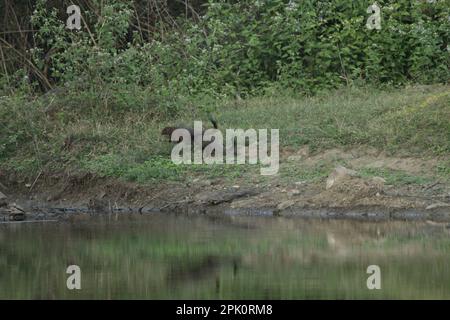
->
[4, 0, 450, 102]
[179, 0, 449, 94]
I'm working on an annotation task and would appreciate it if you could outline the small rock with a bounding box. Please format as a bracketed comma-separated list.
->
[9, 212, 25, 221]
[288, 189, 301, 196]
[276, 200, 295, 211]
[335, 165, 358, 176]
[295, 181, 307, 186]
[25, 183, 31, 188]
[9, 203, 25, 213]
[326, 165, 358, 189]
[426, 202, 450, 210]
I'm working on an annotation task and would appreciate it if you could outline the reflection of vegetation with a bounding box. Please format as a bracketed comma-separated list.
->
[1, 217, 450, 299]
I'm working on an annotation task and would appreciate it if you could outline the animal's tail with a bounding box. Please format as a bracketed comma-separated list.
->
[208, 113, 219, 129]
[208, 113, 218, 129]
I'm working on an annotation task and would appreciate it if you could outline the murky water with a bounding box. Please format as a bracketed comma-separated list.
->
[1, 214, 450, 299]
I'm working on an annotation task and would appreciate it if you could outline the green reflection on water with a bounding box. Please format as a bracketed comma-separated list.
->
[1, 215, 450, 299]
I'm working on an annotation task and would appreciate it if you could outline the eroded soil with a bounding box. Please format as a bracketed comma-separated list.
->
[1, 147, 449, 222]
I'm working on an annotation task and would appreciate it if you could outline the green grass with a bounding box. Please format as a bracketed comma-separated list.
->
[1, 85, 449, 183]
[359, 167, 433, 186]
[280, 160, 331, 183]
[218, 85, 450, 152]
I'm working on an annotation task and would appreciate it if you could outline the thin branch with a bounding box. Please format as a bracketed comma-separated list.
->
[0, 29, 38, 35]
[0, 37, 52, 90]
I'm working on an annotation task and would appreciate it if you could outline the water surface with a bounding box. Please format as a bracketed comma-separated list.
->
[1, 214, 450, 299]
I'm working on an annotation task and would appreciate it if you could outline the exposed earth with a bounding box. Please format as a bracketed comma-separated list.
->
[1, 147, 449, 223]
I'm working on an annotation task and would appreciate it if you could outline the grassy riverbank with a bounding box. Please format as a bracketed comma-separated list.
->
[1, 85, 449, 186]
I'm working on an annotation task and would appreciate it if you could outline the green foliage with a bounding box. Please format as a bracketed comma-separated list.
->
[124, 156, 185, 182]
[3, 83, 448, 183]
[1, 1, 449, 183]
[377, 90, 450, 154]
[280, 160, 330, 183]
[82, 154, 185, 182]
[359, 167, 432, 185]
[28, 0, 192, 115]
[14, 0, 448, 103]
[170, 0, 450, 95]
[0, 95, 42, 160]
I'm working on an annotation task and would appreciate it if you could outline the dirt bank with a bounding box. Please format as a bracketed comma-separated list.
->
[1, 147, 449, 223]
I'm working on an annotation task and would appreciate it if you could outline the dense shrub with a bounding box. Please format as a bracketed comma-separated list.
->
[180, 0, 450, 94]
[1, 0, 449, 100]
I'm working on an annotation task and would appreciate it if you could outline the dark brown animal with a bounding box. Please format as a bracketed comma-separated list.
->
[161, 115, 218, 149]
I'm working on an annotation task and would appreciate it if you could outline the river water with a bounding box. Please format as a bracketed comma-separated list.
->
[1, 214, 450, 299]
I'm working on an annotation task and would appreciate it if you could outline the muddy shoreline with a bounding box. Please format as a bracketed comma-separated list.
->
[1, 178, 449, 224]
[2, 202, 450, 224]
[1, 146, 449, 223]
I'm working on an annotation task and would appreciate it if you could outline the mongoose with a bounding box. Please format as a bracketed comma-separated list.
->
[161, 114, 219, 148]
